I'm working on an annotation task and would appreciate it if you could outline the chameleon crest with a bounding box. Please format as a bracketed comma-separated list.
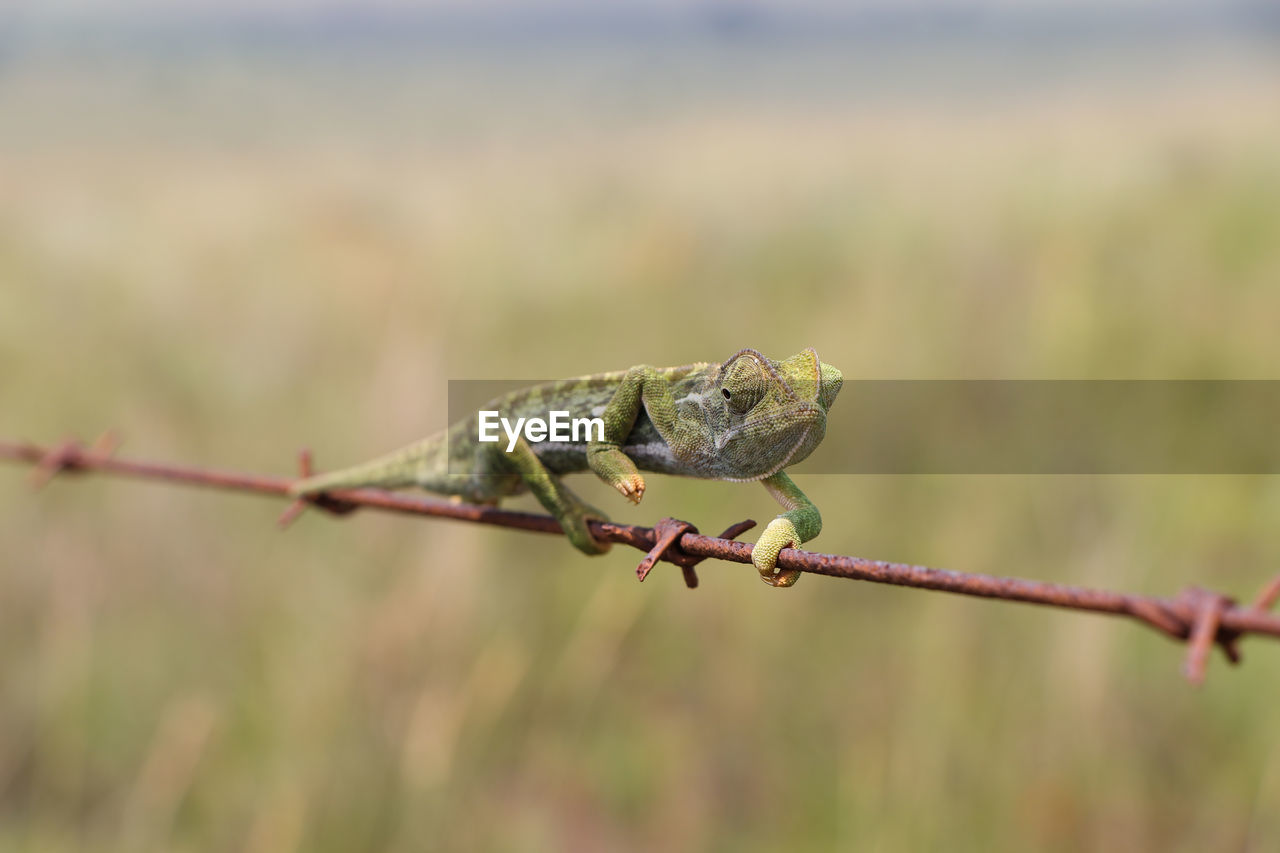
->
[291, 348, 842, 586]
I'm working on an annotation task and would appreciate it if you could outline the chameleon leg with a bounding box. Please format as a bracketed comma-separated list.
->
[504, 439, 611, 555]
[753, 471, 821, 587]
[587, 365, 692, 503]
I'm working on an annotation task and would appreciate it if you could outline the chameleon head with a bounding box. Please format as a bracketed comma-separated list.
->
[713, 347, 843, 481]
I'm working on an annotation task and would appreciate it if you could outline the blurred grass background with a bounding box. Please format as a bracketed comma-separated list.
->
[3, 5, 1280, 850]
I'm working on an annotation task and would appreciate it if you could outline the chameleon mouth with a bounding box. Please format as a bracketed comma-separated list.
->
[756, 423, 814, 480]
[722, 402, 826, 483]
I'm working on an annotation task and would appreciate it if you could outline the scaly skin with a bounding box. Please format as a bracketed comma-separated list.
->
[290, 348, 843, 586]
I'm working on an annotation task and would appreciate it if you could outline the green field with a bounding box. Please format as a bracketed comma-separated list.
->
[3, 24, 1280, 851]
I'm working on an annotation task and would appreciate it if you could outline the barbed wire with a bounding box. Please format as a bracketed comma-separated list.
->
[4, 433, 1280, 685]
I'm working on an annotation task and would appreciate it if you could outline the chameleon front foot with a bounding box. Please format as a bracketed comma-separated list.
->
[587, 444, 646, 504]
[613, 474, 645, 504]
[752, 517, 803, 587]
[594, 465, 645, 504]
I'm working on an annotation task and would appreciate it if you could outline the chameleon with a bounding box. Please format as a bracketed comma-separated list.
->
[289, 347, 842, 586]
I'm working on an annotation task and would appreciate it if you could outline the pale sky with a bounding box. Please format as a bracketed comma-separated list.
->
[12, 0, 1236, 23]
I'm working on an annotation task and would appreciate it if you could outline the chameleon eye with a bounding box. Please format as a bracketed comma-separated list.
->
[720, 353, 769, 414]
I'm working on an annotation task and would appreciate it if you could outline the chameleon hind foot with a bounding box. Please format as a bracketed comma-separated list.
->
[556, 492, 614, 556]
[561, 510, 612, 556]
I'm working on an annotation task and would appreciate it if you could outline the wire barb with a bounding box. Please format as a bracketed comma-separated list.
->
[1250, 574, 1280, 613]
[275, 448, 316, 529]
[636, 517, 699, 585]
[277, 448, 360, 529]
[4, 435, 1280, 686]
[27, 431, 119, 490]
[1181, 587, 1236, 686]
[633, 517, 757, 588]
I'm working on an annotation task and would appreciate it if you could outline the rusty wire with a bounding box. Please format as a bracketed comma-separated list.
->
[4, 434, 1280, 685]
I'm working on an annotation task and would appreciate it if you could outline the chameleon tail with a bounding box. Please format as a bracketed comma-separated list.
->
[287, 436, 445, 497]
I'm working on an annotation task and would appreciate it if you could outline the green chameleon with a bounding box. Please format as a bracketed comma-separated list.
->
[290, 347, 842, 586]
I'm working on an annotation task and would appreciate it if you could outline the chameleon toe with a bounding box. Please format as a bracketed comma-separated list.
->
[615, 474, 646, 503]
[760, 567, 801, 587]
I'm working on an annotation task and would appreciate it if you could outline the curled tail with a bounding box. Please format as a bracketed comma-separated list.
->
[288, 436, 444, 497]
